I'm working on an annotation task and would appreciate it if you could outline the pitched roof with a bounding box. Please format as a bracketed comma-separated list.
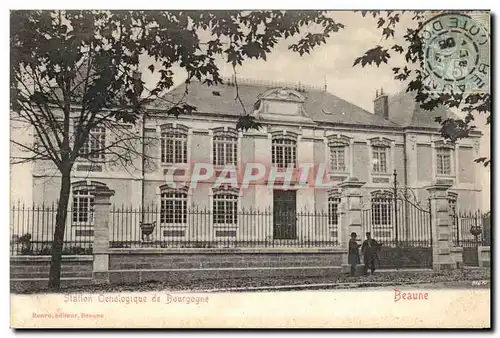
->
[149, 80, 400, 128]
[388, 90, 459, 129]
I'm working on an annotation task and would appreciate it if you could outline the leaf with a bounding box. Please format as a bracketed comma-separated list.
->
[236, 115, 262, 132]
[474, 157, 490, 167]
[391, 44, 404, 53]
[353, 46, 390, 67]
[382, 27, 395, 39]
[166, 103, 198, 118]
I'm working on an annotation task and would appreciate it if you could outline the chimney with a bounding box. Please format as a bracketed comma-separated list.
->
[373, 87, 389, 119]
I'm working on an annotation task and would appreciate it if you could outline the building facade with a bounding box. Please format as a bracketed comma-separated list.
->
[28, 78, 482, 246]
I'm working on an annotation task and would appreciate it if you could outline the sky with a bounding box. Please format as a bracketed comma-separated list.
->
[138, 11, 491, 210]
[10, 10, 491, 210]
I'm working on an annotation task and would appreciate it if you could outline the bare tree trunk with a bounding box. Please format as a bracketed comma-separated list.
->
[48, 167, 72, 291]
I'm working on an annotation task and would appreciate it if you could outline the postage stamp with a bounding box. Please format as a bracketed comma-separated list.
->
[419, 12, 490, 94]
[8, 9, 491, 329]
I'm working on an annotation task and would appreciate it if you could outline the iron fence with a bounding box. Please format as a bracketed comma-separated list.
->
[10, 202, 94, 256]
[11, 200, 489, 256]
[109, 205, 339, 248]
[452, 210, 489, 247]
[10, 203, 341, 253]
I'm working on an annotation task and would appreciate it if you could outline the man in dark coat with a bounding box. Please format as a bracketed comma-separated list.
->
[348, 232, 361, 276]
[362, 232, 381, 275]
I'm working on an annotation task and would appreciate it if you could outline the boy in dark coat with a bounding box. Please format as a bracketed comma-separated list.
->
[348, 232, 361, 276]
[362, 232, 381, 275]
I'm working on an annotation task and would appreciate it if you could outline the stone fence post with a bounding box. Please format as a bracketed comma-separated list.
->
[426, 180, 456, 270]
[92, 184, 115, 284]
[339, 177, 366, 273]
[478, 246, 490, 268]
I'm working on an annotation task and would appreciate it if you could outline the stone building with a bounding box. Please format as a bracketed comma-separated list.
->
[28, 78, 482, 245]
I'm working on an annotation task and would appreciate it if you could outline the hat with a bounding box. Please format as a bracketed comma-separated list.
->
[366, 232, 371, 236]
[350, 232, 357, 237]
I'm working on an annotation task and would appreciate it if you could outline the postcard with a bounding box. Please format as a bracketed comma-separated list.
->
[9, 9, 491, 329]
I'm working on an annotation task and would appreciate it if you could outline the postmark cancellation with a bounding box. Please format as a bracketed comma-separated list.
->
[420, 12, 490, 94]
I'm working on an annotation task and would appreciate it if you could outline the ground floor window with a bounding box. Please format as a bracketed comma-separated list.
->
[160, 191, 187, 224]
[213, 193, 238, 225]
[72, 189, 94, 224]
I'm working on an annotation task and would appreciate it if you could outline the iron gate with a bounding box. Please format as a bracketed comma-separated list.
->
[360, 171, 433, 269]
[361, 193, 432, 248]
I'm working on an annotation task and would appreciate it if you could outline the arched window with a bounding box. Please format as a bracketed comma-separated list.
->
[272, 133, 297, 168]
[160, 188, 188, 225]
[213, 128, 238, 166]
[213, 188, 239, 225]
[160, 124, 188, 164]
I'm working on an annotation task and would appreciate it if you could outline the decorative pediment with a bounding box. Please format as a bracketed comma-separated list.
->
[252, 88, 313, 124]
[370, 190, 393, 199]
[212, 127, 238, 138]
[258, 88, 306, 103]
[327, 134, 351, 147]
[160, 123, 188, 135]
[271, 130, 299, 141]
[434, 140, 455, 150]
[369, 137, 392, 148]
[159, 185, 189, 195]
[73, 180, 108, 191]
[327, 188, 341, 199]
[212, 185, 240, 195]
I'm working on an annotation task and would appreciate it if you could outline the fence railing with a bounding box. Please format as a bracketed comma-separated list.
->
[10, 202, 490, 256]
[109, 205, 339, 249]
[10, 202, 94, 256]
[452, 210, 490, 247]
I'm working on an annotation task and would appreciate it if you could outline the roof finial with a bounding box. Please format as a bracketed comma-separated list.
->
[376, 89, 379, 97]
[381, 87, 384, 95]
[324, 75, 327, 92]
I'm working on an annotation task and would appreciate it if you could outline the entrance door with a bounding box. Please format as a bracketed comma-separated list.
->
[273, 190, 297, 240]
